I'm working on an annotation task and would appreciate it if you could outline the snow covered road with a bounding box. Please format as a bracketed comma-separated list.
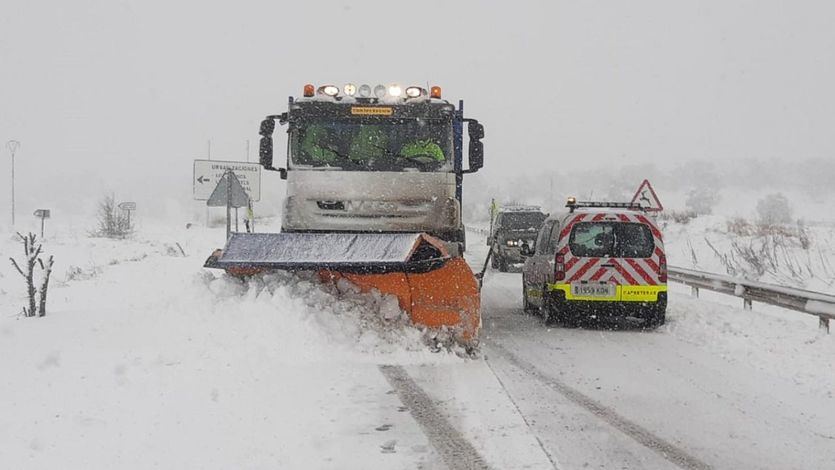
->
[478, 270, 835, 469]
[2, 224, 834, 469]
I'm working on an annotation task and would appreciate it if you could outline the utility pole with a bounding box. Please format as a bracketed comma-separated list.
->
[7, 140, 20, 227]
[206, 139, 211, 226]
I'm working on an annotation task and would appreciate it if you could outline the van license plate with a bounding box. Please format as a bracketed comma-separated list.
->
[571, 283, 616, 298]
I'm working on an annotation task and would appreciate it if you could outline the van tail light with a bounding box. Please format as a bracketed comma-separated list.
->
[555, 253, 566, 281]
[658, 254, 668, 283]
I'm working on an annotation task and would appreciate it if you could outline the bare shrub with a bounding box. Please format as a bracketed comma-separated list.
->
[726, 217, 755, 236]
[708, 226, 817, 286]
[657, 210, 697, 225]
[796, 220, 811, 250]
[92, 193, 132, 238]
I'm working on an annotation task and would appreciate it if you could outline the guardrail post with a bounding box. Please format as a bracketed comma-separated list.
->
[691, 286, 699, 298]
[820, 317, 830, 334]
[743, 298, 752, 310]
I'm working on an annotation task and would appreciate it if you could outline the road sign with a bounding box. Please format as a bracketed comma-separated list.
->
[630, 179, 663, 212]
[33, 209, 50, 237]
[118, 202, 136, 227]
[194, 159, 261, 201]
[207, 171, 250, 208]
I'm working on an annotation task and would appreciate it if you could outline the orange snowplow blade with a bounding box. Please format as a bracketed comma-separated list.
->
[323, 257, 480, 342]
[205, 232, 481, 343]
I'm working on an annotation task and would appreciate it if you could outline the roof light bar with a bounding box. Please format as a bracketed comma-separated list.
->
[343, 83, 357, 96]
[566, 199, 645, 212]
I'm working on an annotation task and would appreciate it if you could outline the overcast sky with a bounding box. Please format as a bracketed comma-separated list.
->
[1, 0, 834, 219]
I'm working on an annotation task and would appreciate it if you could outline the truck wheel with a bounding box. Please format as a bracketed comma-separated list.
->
[491, 254, 499, 269]
[498, 257, 508, 272]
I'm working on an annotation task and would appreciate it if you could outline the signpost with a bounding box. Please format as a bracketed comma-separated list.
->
[630, 179, 663, 212]
[207, 170, 250, 240]
[7, 140, 20, 226]
[193, 159, 261, 201]
[33, 209, 50, 238]
[118, 202, 136, 228]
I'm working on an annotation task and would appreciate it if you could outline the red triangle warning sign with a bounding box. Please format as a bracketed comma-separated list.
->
[630, 179, 663, 212]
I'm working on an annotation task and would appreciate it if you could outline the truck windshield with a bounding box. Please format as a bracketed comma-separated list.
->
[502, 213, 546, 231]
[290, 119, 454, 172]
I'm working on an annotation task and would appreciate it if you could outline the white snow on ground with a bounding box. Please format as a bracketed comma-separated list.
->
[666, 283, 835, 397]
[3, 216, 834, 469]
[0, 221, 556, 469]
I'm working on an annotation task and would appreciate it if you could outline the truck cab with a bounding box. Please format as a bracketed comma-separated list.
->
[258, 83, 484, 255]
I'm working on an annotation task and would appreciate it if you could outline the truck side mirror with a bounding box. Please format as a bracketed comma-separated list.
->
[259, 118, 287, 179]
[520, 242, 533, 257]
[259, 118, 275, 137]
[465, 120, 484, 173]
[468, 121, 484, 140]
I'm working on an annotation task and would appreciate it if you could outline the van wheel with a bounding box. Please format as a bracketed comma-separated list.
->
[557, 310, 581, 328]
[646, 307, 666, 328]
[522, 280, 535, 314]
[544, 292, 579, 327]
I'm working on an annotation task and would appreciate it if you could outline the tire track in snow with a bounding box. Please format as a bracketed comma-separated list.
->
[487, 343, 712, 470]
[379, 365, 493, 470]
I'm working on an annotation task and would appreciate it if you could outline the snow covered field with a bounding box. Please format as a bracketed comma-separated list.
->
[1, 219, 833, 469]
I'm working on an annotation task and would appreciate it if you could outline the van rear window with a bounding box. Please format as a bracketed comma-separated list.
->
[569, 222, 654, 258]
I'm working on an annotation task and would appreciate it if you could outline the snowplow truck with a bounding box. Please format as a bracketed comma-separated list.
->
[206, 83, 485, 343]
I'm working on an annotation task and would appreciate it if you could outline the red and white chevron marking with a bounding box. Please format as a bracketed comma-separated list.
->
[557, 212, 664, 286]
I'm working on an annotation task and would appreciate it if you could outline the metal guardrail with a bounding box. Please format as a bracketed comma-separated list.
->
[668, 266, 835, 333]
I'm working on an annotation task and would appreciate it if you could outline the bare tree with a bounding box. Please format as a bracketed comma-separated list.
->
[9, 233, 40, 317]
[37, 255, 55, 317]
[9, 233, 56, 317]
[756, 193, 792, 227]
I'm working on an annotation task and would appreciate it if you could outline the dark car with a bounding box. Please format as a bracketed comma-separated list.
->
[488, 206, 547, 272]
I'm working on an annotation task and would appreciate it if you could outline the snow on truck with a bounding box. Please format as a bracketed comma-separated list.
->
[206, 83, 486, 344]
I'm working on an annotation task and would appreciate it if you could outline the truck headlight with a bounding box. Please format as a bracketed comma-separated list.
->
[506, 240, 517, 247]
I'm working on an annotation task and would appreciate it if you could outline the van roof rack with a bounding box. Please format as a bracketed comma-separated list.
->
[565, 198, 644, 213]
